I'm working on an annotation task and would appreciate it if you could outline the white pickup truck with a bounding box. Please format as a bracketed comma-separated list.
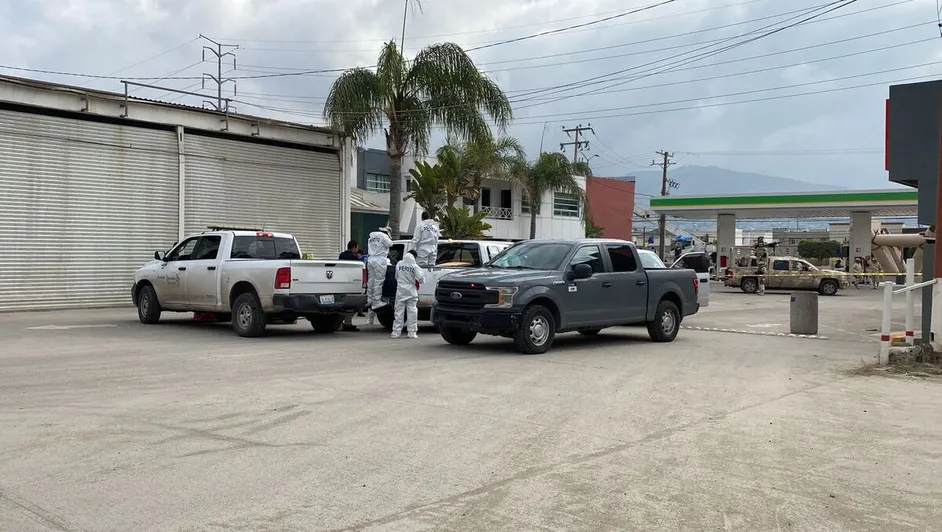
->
[132, 229, 367, 337]
[374, 239, 514, 330]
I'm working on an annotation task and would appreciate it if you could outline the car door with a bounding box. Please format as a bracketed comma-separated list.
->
[790, 260, 815, 290]
[564, 244, 607, 326]
[605, 244, 648, 322]
[155, 237, 199, 308]
[767, 259, 790, 289]
[186, 235, 223, 310]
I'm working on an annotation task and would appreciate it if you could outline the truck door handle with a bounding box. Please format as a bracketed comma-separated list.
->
[207, 266, 216, 271]
[602, 282, 612, 288]
[636, 280, 646, 286]
[178, 267, 187, 271]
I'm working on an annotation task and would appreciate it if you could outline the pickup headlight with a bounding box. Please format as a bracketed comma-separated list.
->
[485, 286, 519, 308]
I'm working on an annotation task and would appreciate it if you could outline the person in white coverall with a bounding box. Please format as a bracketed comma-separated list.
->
[366, 227, 393, 316]
[411, 211, 441, 267]
[391, 250, 426, 339]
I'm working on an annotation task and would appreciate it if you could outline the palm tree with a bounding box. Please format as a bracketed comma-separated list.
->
[404, 161, 446, 219]
[437, 135, 526, 214]
[323, 41, 513, 239]
[509, 152, 592, 239]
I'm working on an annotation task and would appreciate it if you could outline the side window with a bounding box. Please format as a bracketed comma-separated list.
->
[793, 260, 810, 272]
[389, 244, 405, 264]
[436, 244, 481, 266]
[487, 245, 504, 260]
[569, 245, 605, 273]
[192, 236, 221, 261]
[606, 244, 638, 272]
[166, 238, 199, 262]
[772, 260, 789, 271]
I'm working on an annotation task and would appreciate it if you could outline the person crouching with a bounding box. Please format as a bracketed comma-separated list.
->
[391, 250, 426, 339]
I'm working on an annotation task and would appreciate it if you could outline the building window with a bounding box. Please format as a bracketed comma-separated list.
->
[521, 191, 530, 214]
[553, 192, 580, 218]
[365, 172, 390, 193]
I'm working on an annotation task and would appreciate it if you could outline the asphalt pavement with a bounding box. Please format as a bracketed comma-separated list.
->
[1, 285, 940, 531]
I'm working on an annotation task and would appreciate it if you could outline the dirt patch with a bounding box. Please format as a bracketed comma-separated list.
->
[853, 344, 942, 379]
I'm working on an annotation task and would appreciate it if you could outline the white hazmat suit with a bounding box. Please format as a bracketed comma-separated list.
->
[411, 218, 441, 267]
[391, 253, 426, 338]
[366, 229, 393, 310]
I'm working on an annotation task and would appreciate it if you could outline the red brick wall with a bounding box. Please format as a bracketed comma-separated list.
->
[586, 177, 635, 240]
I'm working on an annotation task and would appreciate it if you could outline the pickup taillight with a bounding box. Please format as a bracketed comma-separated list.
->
[275, 267, 291, 290]
[362, 267, 368, 290]
[693, 277, 700, 297]
[726, 268, 734, 279]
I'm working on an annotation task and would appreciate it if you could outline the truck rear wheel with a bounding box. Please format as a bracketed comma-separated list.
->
[440, 326, 477, 345]
[232, 292, 267, 337]
[647, 299, 680, 343]
[741, 277, 759, 294]
[513, 304, 556, 354]
[376, 306, 394, 331]
[137, 285, 161, 324]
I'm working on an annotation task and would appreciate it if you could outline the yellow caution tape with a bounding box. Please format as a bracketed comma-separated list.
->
[729, 272, 922, 278]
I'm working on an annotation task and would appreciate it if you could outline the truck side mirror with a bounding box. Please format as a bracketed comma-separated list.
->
[154, 251, 166, 261]
[569, 263, 593, 280]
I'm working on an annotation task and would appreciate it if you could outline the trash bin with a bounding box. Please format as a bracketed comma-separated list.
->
[789, 292, 818, 335]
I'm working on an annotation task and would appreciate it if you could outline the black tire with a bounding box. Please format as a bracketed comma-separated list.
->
[137, 285, 161, 324]
[376, 306, 394, 331]
[578, 328, 602, 336]
[440, 326, 477, 345]
[818, 279, 839, 296]
[741, 277, 759, 294]
[513, 304, 556, 354]
[231, 292, 267, 337]
[310, 314, 343, 333]
[647, 299, 681, 343]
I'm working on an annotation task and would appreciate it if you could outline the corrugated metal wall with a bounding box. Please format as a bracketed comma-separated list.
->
[183, 133, 341, 257]
[0, 109, 179, 311]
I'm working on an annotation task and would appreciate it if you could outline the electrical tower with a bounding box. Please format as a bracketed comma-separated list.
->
[200, 34, 238, 111]
[560, 124, 593, 163]
[652, 150, 677, 259]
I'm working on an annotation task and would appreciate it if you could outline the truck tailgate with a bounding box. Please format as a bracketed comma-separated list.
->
[288, 260, 364, 296]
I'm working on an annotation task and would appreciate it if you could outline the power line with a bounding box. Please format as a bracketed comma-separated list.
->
[216, 0, 772, 45]
[105, 37, 200, 76]
[510, 0, 862, 107]
[464, 0, 677, 52]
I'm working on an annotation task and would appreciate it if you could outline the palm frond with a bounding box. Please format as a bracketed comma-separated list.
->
[322, 68, 386, 142]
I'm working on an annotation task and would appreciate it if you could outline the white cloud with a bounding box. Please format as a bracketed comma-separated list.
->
[1, 0, 937, 188]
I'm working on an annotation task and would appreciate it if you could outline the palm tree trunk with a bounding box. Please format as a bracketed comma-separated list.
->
[388, 154, 403, 239]
[529, 210, 537, 239]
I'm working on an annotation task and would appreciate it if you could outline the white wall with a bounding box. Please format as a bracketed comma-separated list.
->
[480, 176, 586, 240]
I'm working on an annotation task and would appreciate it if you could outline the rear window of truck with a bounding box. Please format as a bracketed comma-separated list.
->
[230, 236, 301, 260]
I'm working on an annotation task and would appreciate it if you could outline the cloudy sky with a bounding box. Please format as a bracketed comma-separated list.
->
[2, 0, 939, 189]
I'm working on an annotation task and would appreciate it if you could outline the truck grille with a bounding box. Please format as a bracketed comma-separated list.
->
[436, 281, 499, 308]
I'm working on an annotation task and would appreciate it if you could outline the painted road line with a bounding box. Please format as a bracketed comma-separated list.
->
[27, 324, 118, 330]
[682, 325, 829, 340]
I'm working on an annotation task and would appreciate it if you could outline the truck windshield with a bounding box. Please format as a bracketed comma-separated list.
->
[230, 236, 301, 259]
[488, 242, 572, 270]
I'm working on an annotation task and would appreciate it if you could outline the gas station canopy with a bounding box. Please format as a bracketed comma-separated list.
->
[649, 189, 918, 219]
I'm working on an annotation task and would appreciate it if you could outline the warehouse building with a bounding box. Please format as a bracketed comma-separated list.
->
[0, 75, 353, 311]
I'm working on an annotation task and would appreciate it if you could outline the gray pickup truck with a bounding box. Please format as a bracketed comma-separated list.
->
[432, 239, 701, 354]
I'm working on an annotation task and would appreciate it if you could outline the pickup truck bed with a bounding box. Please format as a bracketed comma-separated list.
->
[133, 230, 366, 337]
[432, 238, 700, 354]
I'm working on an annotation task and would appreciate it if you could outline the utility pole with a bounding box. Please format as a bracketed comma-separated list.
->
[560, 124, 593, 163]
[652, 150, 677, 259]
[200, 34, 238, 111]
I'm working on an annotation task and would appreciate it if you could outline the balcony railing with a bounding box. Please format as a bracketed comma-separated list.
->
[482, 206, 513, 220]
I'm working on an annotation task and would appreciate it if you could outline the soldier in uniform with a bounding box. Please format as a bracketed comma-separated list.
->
[754, 236, 770, 296]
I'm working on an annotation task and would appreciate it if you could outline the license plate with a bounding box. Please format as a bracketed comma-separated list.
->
[319, 295, 335, 305]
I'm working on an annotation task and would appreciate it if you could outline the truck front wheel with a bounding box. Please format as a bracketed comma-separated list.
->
[232, 292, 267, 337]
[647, 299, 680, 343]
[137, 285, 162, 324]
[513, 304, 556, 354]
[440, 326, 477, 345]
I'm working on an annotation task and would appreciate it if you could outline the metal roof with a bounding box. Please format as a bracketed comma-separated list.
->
[350, 188, 387, 214]
[649, 189, 918, 219]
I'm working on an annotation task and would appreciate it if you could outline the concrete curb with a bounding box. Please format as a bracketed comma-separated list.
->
[682, 325, 829, 340]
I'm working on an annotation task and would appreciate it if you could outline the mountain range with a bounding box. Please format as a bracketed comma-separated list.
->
[621, 165, 847, 202]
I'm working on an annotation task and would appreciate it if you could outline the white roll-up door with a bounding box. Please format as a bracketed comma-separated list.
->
[0, 109, 179, 311]
[183, 133, 341, 257]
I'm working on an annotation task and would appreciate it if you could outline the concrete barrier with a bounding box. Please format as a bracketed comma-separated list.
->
[789, 292, 818, 335]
